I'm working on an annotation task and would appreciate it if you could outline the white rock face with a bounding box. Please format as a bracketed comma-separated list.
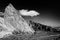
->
[0, 4, 35, 38]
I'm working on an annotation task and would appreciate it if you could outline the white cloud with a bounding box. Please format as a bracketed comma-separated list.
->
[19, 9, 39, 17]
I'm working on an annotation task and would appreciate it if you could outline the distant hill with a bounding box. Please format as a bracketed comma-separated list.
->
[29, 20, 60, 34]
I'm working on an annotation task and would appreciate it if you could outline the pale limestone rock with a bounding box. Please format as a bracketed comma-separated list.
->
[0, 4, 35, 38]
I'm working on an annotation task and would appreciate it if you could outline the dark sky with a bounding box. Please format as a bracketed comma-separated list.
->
[0, 1, 60, 27]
